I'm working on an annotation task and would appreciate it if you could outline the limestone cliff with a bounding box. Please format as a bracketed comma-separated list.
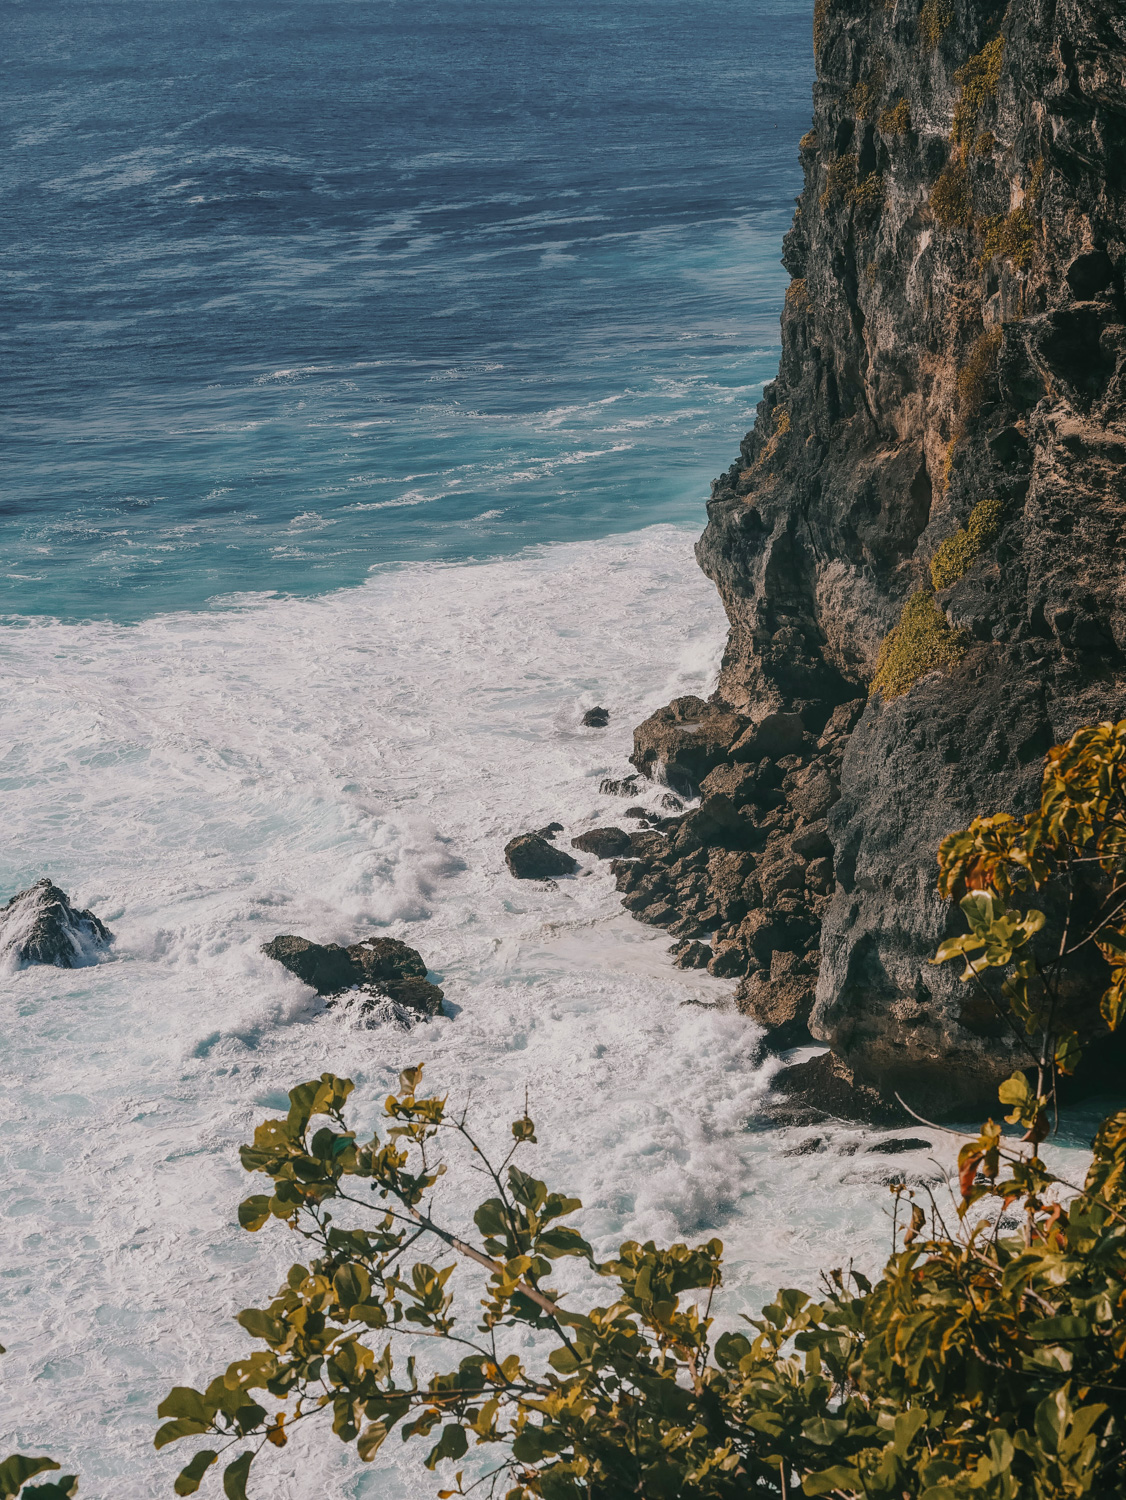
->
[620, 0, 1126, 1117]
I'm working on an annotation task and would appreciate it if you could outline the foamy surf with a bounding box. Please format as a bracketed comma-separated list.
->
[0, 524, 1008, 1496]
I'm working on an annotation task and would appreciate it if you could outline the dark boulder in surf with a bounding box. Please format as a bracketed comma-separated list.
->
[570, 827, 632, 859]
[347, 937, 428, 985]
[504, 834, 578, 879]
[0, 878, 113, 968]
[262, 934, 357, 995]
[263, 932, 444, 1018]
[582, 706, 610, 727]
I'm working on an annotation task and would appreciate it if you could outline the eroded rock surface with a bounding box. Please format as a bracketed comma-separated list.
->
[617, 0, 1126, 1117]
[0, 879, 113, 968]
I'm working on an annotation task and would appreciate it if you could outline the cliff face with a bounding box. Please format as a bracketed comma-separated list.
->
[623, 0, 1126, 1116]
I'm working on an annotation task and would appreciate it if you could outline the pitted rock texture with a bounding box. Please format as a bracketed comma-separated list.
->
[0, 878, 113, 968]
[623, 0, 1126, 1116]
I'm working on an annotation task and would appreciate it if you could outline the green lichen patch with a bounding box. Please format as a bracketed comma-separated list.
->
[878, 97, 912, 135]
[930, 496, 1004, 590]
[919, 0, 953, 48]
[869, 590, 967, 700]
[785, 278, 809, 311]
[980, 204, 1038, 268]
[930, 162, 973, 228]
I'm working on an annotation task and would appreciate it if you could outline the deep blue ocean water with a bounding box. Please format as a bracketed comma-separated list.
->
[3, 0, 813, 620]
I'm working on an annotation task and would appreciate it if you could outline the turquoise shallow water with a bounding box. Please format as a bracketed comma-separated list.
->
[3, 0, 813, 620]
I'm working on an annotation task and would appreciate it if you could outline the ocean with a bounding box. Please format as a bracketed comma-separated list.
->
[0, 2, 1095, 1495]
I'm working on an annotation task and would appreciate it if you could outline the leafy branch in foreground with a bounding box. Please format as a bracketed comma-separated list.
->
[933, 717, 1126, 1158]
[159, 1062, 1126, 1499]
[159, 721, 1126, 1499]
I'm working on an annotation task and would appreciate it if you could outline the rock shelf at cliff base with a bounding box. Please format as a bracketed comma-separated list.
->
[612, 0, 1126, 1120]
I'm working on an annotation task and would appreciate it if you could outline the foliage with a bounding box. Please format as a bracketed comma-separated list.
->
[930, 163, 973, 229]
[849, 173, 885, 217]
[952, 36, 1004, 147]
[934, 718, 1126, 1130]
[813, 0, 829, 57]
[878, 97, 911, 136]
[954, 325, 1003, 431]
[918, 0, 953, 49]
[869, 590, 966, 701]
[798, 129, 819, 154]
[785, 278, 809, 313]
[0, 1344, 77, 1500]
[930, 496, 1004, 590]
[980, 205, 1039, 269]
[845, 66, 885, 122]
[157, 723, 1126, 1497]
[0, 1457, 76, 1500]
[819, 153, 856, 210]
[974, 130, 995, 158]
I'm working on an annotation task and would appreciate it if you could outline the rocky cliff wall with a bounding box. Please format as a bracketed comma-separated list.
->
[620, 0, 1126, 1117]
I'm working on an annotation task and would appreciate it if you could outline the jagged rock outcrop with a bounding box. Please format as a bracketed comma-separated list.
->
[262, 933, 444, 1018]
[617, 0, 1126, 1116]
[0, 879, 113, 968]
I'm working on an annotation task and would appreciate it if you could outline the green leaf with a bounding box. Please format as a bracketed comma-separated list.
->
[0, 1459, 61, 1500]
[157, 1388, 213, 1424]
[1054, 1031, 1082, 1075]
[803, 1465, 862, 1495]
[21, 1479, 78, 1499]
[534, 1226, 592, 1259]
[236, 1309, 284, 1344]
[174, 1452, 218, 1496]
[222, 1453, 253, 1500]
[155, 1419, 211, 1450]
[424, 1424, 469, 1471]
[473, 1199, 508, 1238]
[1028, 1315, 1090, 1342]
[237, 1196, 271, 1232]
[333, 1263, 372, 1311]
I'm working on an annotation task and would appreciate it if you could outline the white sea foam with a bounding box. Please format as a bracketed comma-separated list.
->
[0, 524, 1061, 1498]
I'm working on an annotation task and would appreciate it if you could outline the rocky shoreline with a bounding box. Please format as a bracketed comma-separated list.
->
[599, 0, 1126, 1120]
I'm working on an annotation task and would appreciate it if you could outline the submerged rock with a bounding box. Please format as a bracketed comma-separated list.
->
[581, 706, 610, 727]
[0, 879, 113, 968]
[504, 833, 578, 879]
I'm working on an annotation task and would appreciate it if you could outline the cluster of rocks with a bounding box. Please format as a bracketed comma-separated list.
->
[0, 878, 113, 968]
[262, 934, 444, 1019]
[607, 695, 862, 1051]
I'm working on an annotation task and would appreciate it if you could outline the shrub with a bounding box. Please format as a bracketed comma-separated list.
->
[930, 162, 973, 228]
[849, 173, 885, 215]
[980, 204, 1039, 269]
[799, 129, 819, 153]
[154, 726, 1126, 1500]
[955, 324, 1003, 426]
[934, 716, 1126, 1121]
[869, 589, 966, 700]
[878, 97, 911, 135]
[918, 0, 953, 48]
[952, 35, 1004, 147]
[785, 277, 809, 312]
[930, 495, 1004, 589]
[820, 152, 857, 209]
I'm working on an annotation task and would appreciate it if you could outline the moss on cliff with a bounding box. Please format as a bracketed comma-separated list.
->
[870, 591, 967, 700]
[930, 162, 973, 228]
[929, 496, 1004, 590]
[980, 204, 1038, 269]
